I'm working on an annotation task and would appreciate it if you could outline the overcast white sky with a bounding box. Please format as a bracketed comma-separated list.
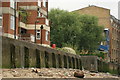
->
[49, 0, 120, 18]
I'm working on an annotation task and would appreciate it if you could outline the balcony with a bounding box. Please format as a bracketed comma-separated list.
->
[37, 18, 49, 26]
[18, 33, 35, 42]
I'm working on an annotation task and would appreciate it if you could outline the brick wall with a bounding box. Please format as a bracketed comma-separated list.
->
[110, 17, 120, 64]
[74, 6, 111, 28]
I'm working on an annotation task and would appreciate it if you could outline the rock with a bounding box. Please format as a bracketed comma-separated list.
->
[90, 73, 96, 76]
[38, 72, 44, 76]
[74, 71, 84, 78]
[11, 70, 17, 73]
[32, 69, 38, 73]
[2, 68, 119, 78]
[13, 74, 20, 77]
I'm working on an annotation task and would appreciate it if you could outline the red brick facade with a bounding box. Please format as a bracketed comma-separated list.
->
[2, 0, 50, 46]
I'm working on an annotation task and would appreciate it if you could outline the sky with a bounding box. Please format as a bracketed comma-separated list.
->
[49, 0, 120, 19]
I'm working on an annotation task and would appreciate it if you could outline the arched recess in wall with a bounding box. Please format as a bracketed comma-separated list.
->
[36, 49, 40, 68]
[68, 56, 72, 68]
[24, 47, 29, 68]
[52, 53, 56, 68]
[10, 44, 16, 68]
[58, 54, 62, 68]
[72, 57, 75, 69]
[79, 59, 82, 70]
[76, 58, 79, 69]
[45, 51, 49, 68]
[64, 55, 67, 68]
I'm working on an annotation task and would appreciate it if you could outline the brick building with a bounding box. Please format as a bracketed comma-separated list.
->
[110, 15, 120, 64]
[1, 0, 50, 46]
[73, 5, 120, 63]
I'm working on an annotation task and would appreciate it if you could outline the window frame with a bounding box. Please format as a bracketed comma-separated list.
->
[0, 15, 2, 27]
[46, 19, 49, 26]
[45, 31, 49, 41]
[43, 0, 46, 7]
[37, 11, 41, 17]
[10, 0, 15, 9]
[10, 15, 15, 30]
[38, 0, 41, 7]
[36, 30, 41, 39]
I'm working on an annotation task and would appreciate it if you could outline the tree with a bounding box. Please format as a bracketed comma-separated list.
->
[48, 8, 104, 53]
[49, 9, 81, 47]
[78, 15, 104, 52]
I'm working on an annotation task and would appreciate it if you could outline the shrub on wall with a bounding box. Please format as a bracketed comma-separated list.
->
[19, 8, 31, 23]
[80, 51, 105, 59]
[57, 47, 76, 54]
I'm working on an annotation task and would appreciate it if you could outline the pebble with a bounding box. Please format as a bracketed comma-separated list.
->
[1, 68, 119, 78]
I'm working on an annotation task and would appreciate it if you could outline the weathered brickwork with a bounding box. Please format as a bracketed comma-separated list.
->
[110, 16, 120, 64]
[74, 6, 111, 28]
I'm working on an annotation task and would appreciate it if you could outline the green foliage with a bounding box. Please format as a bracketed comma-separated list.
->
[78, 15, 104, 52]
[62, 43, 80, 54]
[57, 47, 76, 54]
[49, 8, 104, 53]
[80, 52, 105, 59]
[19, 8, 30, 23]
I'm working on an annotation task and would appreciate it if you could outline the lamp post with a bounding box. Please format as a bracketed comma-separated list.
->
[34, 20, 40, 43]
[14, 0, 17, 39]
[40, 25, 43, 45]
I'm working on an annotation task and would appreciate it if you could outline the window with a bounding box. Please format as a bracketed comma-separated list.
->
[36, 30, 40, 39]
[46, 19, 49, 25]
[46, 31, 49, 41]
[38, 0, 41, 7]
[0, 15, 2, 27]
[110, 19, 113, 23]
[20, 28, 27, 34]
[38, 11, 41, 17]
[10, 0, 15, 8]
[113, 24, 116, 27]
[10, 15, 15, 30]
[43, 0, 46, 7]
[37, 8, 41, 17]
